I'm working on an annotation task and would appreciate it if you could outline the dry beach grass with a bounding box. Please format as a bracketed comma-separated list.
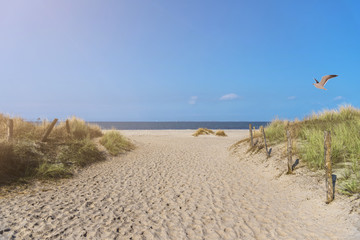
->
[263, 105, 360, 196]
[215, 130, 227, 137]
[0, 115, 132, 185]
[1, 130, 359, 239]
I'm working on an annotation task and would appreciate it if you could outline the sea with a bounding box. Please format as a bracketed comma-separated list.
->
[90, 121, 270, 130]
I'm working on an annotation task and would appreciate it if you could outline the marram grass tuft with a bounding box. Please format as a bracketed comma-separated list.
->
[192, 128, 215, 137]
[0, 115, 108, 185]
[100, 130, 135, 156]
[239, 105, 360, 196]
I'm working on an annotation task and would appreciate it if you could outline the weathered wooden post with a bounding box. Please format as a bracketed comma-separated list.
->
[261, 126, 270, 158]
[286, 129, 293, 174]
[65, 119, 71, 135]
[324, 131, 333, 204]
[41, 118, 58, 142]
[249, 124, 253, 147]
[7, 119, 13, 141]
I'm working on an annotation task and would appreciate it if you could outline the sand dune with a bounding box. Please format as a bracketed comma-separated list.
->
[0, 130, 359, 239]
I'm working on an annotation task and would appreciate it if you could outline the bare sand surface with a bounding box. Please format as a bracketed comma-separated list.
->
[0, 130, 359, 239]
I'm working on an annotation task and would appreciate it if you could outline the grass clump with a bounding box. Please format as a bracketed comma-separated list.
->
[0, 141, 41, 183]
[0, 115, 111, 186]
[339, 179, 360, 196]
[264, 119, 287, 144]
[66, 117, 102, 140]
[259, 105, 360, 196]
[215, 130, 227, 137]
[57, 139, 105, 167]
[193, 128, 214, 137]
[234, 105, 360, 195]
[100, 131, 135, 156]
[36, 162, 72, 179]
[51, 116, 103, 141]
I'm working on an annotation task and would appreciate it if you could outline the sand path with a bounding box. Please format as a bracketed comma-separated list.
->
[0, 130, 359, 239]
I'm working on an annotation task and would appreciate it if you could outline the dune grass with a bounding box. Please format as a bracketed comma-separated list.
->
[0, 115, 106, 185]
[100, 130, 135, 156]
[193, 128, 215, 137]
[264, 120, 287, 144]
[261, 105, 360, 196]
[56, 139, 105, 167]
[215, 130, 227, 137]
[36, 162, 73, 179]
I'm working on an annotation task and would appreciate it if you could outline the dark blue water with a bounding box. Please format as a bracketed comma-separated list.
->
[89, 121, 270, 130]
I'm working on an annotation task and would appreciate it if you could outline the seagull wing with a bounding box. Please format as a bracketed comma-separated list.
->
[320, 75, 338, 86]
[314, 78, 319, 83]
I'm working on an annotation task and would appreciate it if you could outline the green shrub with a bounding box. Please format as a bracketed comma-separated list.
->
[57, 139, 105, 167]
[0, 115, 109, 185]
[339, 179, 360, 196]
[36, 162, 72, 179]
[264, 120, 286, 144]
[0, 141, 42, 184]
[237, 105, 360, 195]
[298, 129, 324, 169]
[100, 131, 135, 156]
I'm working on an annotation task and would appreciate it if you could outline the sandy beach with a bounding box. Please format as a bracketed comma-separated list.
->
[0, 130, 359, 239]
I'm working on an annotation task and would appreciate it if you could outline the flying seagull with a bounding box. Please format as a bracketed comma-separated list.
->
[313, 75, 338, 90]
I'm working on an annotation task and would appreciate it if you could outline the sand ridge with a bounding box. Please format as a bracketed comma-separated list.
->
[0, 130, 359, 239]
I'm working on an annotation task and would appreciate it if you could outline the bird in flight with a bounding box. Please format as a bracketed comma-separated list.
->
[313, 75, 338, 90]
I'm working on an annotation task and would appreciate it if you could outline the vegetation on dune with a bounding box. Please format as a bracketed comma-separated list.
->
[36, 162, 73, 179]
[0, 115, 126, 186]
[245, 105, 360, 196]
[193, 128, 228, 137]
[56, 139, 105, 167]
[100, 130, 135, 156]
[263, 119, 287, 144]
[0, 141, 41, 182]
[192, 128, 215, 137]
[0, 114, 103, 142]
[215, 130, 227, 137]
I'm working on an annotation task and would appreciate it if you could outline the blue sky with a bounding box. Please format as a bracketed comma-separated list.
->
[1, 0, 360, 121]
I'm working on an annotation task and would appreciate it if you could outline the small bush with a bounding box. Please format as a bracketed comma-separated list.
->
[0, 141, 42, 184]
[100, 131, 135, 156]
[0, 115, 110, 185]
[57, 139, 105, 167]
[193, 128, 214, 137]
[0, 142, 20, 183]
[215, 130, 227, 137]
[36, 162, 72, 179]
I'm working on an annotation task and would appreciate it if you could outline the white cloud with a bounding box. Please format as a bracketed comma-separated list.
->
[334, 96, 343, 101]
[288, 96, 296, 100]
[188, 96, 198, 104]
[220, 93, 239, 101]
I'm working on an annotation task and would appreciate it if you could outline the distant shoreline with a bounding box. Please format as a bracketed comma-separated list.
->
[87, 121, 270, 130]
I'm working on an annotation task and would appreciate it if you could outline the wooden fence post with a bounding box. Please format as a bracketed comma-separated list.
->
[261, 126, 270, 158]
[65, 119, 71, 135]
[324, 131, 333, 204]
[286, 129, 293, 174]
[249, 124, 253, 147]
[41, 118, 58, 142]
[7, 119, 13, 141]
